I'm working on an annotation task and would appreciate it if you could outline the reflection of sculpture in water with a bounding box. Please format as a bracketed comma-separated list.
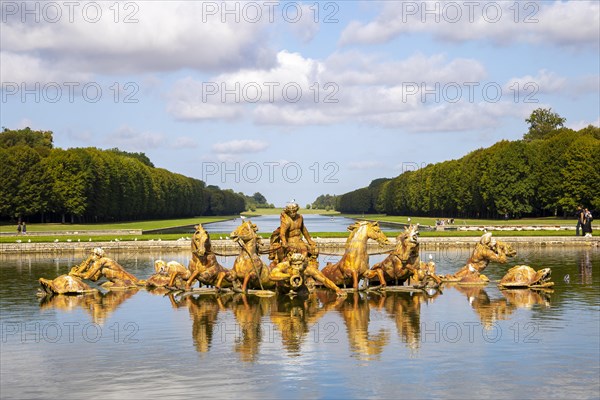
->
[453, 286, 514, 329]
[269, 293, 342, 356]
[270, 253, 346, 296]
[370, 291, 439, 352]
[459, 281, 552, 327]
[39, 289, 138, 325]
[317, 290, 389, 360]
[167, 293, 230, 353]
[321, 221, 390, 291]
[230, 293, 274, 362]
[70, 248, 143, 289]
[368, 224, 441, 288]
[501, 289, 551, 309]
[442, 232, 515, 284]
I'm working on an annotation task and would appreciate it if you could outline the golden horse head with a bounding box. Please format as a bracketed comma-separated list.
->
[192, 224, 211, 256]
[347, 221, 390, 246]
[395, 223, 420, 260]
[230, 220, 259, 243]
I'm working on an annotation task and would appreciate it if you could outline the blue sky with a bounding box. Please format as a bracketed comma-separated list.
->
[1, 1, 598, 207]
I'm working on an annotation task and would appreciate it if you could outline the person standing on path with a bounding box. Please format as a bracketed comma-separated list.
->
[583, 208, 593, 237]
[576, 205, 585, 236]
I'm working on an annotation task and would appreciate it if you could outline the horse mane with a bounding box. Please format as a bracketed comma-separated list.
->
[395, 225, 419, 258]
[192, 225, 210, 255]
[346, 222, 362, 242]
[346, 221, 375, 243]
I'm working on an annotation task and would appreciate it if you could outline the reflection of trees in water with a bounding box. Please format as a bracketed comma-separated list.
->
[38, 289, 139, 325]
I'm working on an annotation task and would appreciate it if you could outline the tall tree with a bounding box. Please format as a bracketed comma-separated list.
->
[524, 108, 566, 140]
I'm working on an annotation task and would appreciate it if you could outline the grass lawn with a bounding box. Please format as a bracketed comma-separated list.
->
[341, 214, 577, 227]
[0, 216, 235, 233]
[0, 210, 584, 244]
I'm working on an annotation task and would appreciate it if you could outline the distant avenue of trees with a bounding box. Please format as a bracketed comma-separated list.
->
[0, 128, 250, 223]
[311, 194, 338, 210]
[331, 109, 600, 218]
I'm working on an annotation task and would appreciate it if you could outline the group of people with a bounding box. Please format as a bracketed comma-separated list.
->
[16, 222, 26, 235]
[576, 206, 593, 237]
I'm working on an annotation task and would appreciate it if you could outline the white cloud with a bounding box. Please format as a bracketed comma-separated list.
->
[504, 70, 567, 95]
[0, 52, 90, 84]
[105, 125, 196, 150]
[286, 3, 320, 43]
[339, 1, 600, 48]
[360, 101, 538, 132]
[321, 52, 487, 86]
[166, 49, 490, 128]
[569, 118, 600, 131]
[253, 104, 341, 126]
[212, 139, 269, 154]
[1, 1, 275, 81]
[107, 126, 165, 150]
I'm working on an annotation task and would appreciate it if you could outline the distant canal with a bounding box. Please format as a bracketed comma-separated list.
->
[1, 247, 598, 399]
[151, 214, 404, 235]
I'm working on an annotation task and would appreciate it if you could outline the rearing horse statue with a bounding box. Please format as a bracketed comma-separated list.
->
[229, 220, 275, 292]
[368, 224, 442, 288]
[321, 221, 390, 290]
[368, 224, 421, 286]
[185, 224, 231, 290]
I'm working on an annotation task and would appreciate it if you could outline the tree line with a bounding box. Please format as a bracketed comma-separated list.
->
[0, 128, 248, 223]
[334, 109, 599, 218]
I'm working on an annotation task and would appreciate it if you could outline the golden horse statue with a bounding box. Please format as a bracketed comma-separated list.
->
[185, 224, 231, 290]
[368, 224, 441, 288]
[229, 220, 275, 292]
[321, 221, 390, 290]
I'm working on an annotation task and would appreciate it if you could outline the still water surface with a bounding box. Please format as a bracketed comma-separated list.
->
[1, 246, 598, 399]
[160, 214, 402, 235]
